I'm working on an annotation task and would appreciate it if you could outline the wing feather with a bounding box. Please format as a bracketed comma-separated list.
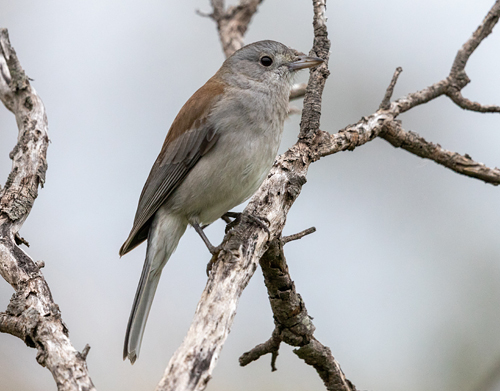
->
[119, 78, 224, 256]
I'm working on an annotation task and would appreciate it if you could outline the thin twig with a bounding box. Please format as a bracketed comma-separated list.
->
[282, 227, 316, 244]
[392, 0, 500, 115]
[80, 344, 91, 361]
[379, 121, 500, 185]
[450, 0, 500, 77]
[239, 330, 281, 370]
[379, 67, 403, 110]
[447, 91, 500, 113]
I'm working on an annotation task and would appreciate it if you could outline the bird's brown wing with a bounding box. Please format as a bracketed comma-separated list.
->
[119, 78, 224, 256]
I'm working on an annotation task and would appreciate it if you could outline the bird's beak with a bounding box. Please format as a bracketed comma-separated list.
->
[287, 55, 324, 70]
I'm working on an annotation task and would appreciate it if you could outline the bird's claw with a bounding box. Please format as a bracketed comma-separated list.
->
[206, 245, 222, 276]
[222, 212, 270, 239]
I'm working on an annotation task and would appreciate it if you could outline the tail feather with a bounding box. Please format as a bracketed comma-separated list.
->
[123, 211, 187, 363]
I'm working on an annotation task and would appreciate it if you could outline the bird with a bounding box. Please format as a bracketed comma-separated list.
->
[120, 40, 323, 364]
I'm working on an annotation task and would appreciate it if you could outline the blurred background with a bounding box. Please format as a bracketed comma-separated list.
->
[1, 1, 500, 390]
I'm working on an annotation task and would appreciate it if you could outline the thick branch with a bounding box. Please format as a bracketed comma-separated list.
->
[0, 28, 96, 391]
[155, 215, 273, 391]
[0, 29, 48, 233]
[240, 239, 356, 391]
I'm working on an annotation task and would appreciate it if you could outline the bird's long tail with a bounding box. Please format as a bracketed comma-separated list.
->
[123, 212, 187, 364]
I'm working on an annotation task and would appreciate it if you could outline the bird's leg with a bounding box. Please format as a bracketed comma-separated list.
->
[194, 213, 271, 275]
[192, 222, 220, 255]
[191, 222, 223, 276]
[201, 212, 240, 229]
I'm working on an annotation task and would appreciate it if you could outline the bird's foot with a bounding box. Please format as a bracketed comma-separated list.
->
[205, 248, 221, 276]
[195, 212, 271, 276]
[222, 211, 242, 233]
[245, 214, 270, 239]
[192, 222, 223, 275]
[221, 212, 270, 239]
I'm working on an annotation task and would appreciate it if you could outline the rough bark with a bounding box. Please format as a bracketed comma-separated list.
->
[0, 28, 96, 391]
[240, 239, 356, 391]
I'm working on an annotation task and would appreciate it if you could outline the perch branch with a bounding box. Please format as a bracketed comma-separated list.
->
[155, 1, 336, 390]
[0, 28, 96, 391]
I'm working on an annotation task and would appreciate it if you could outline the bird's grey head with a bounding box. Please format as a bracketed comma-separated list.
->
[218, 40, 323, 88]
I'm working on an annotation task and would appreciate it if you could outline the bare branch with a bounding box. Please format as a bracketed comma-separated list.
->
[379, 121, 500, 186]
[372, 1, 500, 176]
[205, 0, 264, 57]
[0, 28, 96, 391]
[239, 330, 281, 370]
[392, 0, 500, 115]
[0, 29, 48, 232]
[447, 91, 500, 113]
[282, 227, 316, 244]
[391, 77, 449, 114]
[295, 339, 357, 391]
[298, 0, 330, 140]
[240, 239, 357, 391]
[379, 67, 403, 110]
[155, 223, 271, 391]
[450, 0, 500, 78]
[81, 344, 91, 361]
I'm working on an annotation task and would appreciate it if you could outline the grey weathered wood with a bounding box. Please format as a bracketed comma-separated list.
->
[0, 28, 96, 391]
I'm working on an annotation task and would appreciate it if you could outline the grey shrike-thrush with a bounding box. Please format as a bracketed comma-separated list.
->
[120, 40, 323, 363]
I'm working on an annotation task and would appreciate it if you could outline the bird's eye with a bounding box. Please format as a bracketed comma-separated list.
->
[260, 56, 273, 67]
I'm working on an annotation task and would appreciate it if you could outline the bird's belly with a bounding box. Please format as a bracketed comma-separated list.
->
[166, 126, 281, 224]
